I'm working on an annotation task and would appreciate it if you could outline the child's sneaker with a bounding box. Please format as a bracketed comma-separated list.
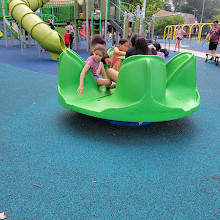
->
[106, 82, 116, 89]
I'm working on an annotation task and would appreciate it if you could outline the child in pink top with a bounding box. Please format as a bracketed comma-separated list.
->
[153, 42, 165, 59]
[111, 38, 130, 71]
[174, 25, 186, 52]
[77, 45, 113, 94]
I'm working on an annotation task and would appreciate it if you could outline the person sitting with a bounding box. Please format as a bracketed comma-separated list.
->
[77, 45, 115, 94]
[106, 37, 151, 83]
[148, 44, 157, 55]
[153, 42, 165, 59]
[125, 33, 142, 58]
[91, 34, 111, 67]
[111, 38, 130, 71]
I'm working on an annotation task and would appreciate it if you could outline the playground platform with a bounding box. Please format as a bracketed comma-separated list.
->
[0, 40, 219, 219]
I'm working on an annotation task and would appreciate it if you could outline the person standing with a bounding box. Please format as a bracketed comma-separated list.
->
[65, 20, 75, 50]
[127, 9, 134, 39]
[174, 25, 186, 52]
[48, 15, 55, 30]
[64, 30, 70, 48]
[205, 20, 220, 59]
[145, 28, 150, 40]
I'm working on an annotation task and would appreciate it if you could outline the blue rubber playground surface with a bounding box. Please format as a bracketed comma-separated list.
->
[0, 39, 220, 219]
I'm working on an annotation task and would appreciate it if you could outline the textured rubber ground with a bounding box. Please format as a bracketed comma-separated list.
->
[0, 42, 219, 219]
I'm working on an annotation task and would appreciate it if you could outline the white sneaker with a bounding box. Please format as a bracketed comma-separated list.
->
[106, 82, 116, 89]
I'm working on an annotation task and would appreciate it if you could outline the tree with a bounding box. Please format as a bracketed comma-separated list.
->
[163, 0, 172, 11]
[171, 0, 220, 22]
[145, 0, 164, 20]
[213, 9, 220, 21]
[155, 15, 184, 35]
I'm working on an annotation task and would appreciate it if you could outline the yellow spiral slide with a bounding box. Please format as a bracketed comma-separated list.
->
[8, 0, 66, 60]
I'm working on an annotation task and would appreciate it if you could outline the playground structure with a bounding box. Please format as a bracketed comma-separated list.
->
[164, 23, 213, 44]
[0, 0, 148, 59]
[73, 0, 144, 51]
[1, 0, 67, 60]
[41, 0, 75, 24]
[58, 50, 200, 123]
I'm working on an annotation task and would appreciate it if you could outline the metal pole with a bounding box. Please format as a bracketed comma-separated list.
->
[10, 21, 14, 46]
[86, 0, 89, 52]
[116, 30, 119, 44]
[52, 0, 54, 21]
[151, 15, 155, 40]
[140, 0, 146, 35]
[142, 0, 146, 20]
[1, 0, 8, 47]
[20, 26, 23, 55]
[123, 12, 127, 38]
[118, 0, 120, 21]
[38, 42, 41, 58]
[200, 0, 205, 23]
[28, 33, 31, 47]
[104, 0, 108, 42]
[75, 19, 79, 50]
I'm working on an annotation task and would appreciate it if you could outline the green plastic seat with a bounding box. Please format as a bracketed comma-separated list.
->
[107, 47, 114, 61]
[58, 50, 200, 122]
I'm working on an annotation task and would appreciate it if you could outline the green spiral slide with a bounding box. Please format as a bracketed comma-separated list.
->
[8, 0, 66, 60]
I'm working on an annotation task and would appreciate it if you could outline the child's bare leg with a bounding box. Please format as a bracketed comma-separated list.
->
[116, 60, 122, 71]
[174, 40, 178, 51]
[178, 41, 180, 51]
[97, 78, 111, 86]
[211, 49, 216, 55]
[106, 68, 119, 83]
[113, 60, 122, 72]
[95, 63, 111, 86]
[99, 62, 108, 79]
[96, 62, 104, 77]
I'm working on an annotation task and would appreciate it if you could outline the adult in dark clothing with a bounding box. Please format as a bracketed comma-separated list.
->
[65, 20, 75, 49]
[125, 34, 151, 58]
[205, 20, 220, 59]
[125, 33, 141, 58]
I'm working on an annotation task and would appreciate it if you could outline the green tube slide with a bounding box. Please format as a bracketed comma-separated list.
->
[58, 50, 200, 122]
[8, 0, 66, 60]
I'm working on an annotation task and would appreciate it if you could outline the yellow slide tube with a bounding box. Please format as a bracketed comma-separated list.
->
[8, 0, 66, 60]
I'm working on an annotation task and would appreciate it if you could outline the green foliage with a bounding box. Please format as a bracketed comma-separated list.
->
[122, 0, 164, 20]
[163, 0, 172, 11]
[170, 0, 220, 22]
[145, 0, 164, 20]
[122, 0, 142, 6]
[213, 9, 220, 21]
[155, 15, 184, 35]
